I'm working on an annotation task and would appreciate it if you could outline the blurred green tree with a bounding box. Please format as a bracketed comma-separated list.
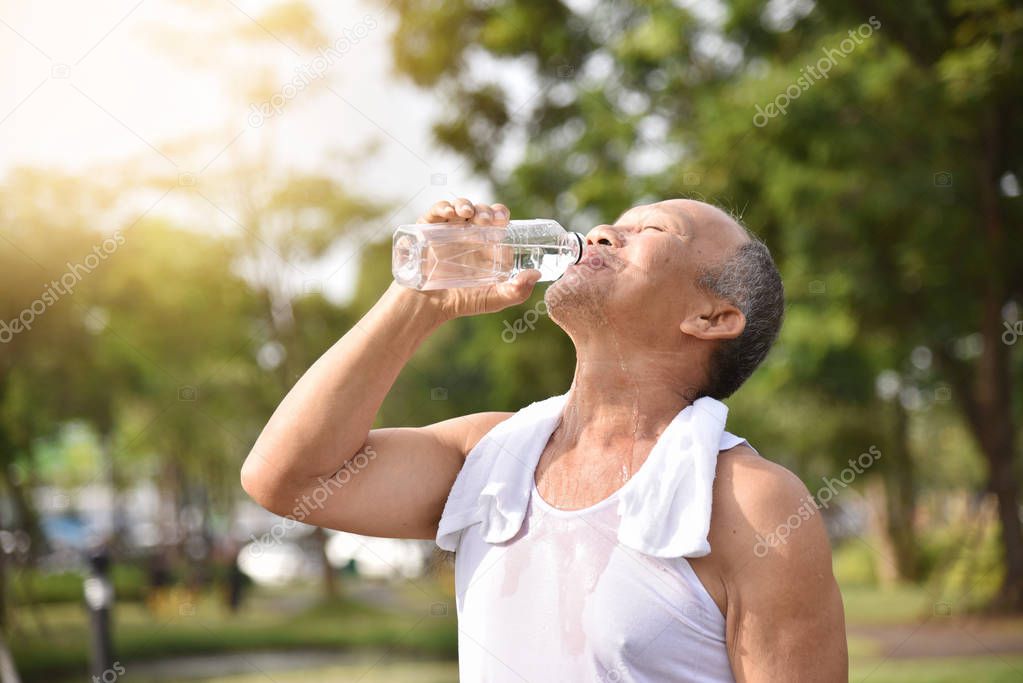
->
[0, 171, 118, 564]
[377, 0, 1023, 609]
[143, 0, 387, 597]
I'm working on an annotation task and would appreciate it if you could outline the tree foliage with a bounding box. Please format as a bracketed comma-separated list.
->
[374, 0, 1023, 607]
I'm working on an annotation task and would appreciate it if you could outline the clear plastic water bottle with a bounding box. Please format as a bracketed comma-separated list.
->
[392, 219, 585, 291]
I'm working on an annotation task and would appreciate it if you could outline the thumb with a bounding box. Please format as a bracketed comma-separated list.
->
[493, 269, 542, 307]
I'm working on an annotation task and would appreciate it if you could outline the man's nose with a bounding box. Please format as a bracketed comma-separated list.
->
[585, 225, 623, 248]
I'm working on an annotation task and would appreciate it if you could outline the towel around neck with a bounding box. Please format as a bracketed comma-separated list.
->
[435, 393, 748, 558]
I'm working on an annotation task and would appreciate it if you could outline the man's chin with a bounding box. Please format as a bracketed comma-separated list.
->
[545, 270, 607, 311]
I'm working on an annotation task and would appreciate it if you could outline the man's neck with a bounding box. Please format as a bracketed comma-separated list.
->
[535, 356, 697, 505]
[556, 356, 697, 449]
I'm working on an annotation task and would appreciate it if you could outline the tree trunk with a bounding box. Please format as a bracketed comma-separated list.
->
[976, 292, 1023, 610]
[313, 527, 338, 600]
[974, 110, 1023, 611]
[159, 458, 186, 564]
[935, 108, 1023, 612]
[940, 332, 1023, 611]
[865, 478, 898, 588]
[0, 634, 21, 683]
[0, 464, 46, 562]
[99, 430, 123, 555]
[0, 536, 7, 635]
[882, 398, 920, 581]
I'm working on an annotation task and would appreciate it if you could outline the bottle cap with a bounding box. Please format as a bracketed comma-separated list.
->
[569, 232, 584, 265]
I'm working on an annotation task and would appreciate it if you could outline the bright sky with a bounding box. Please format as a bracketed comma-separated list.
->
[1, 0, 522, 301]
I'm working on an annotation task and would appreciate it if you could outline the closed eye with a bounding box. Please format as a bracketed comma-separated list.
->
[642, 225, 664, 232]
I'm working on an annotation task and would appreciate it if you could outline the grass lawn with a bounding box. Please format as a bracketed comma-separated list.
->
[842, 583, 1023, 682]
[849, 656, 1023, 683]
[841, 584, 935, 624]
[13, 580, 457, 682]
[12, 571, 1023, 683]
[102, 660, 459, 683]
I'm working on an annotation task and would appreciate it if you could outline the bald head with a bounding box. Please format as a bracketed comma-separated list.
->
[653, 198, 748, 239]
[616, 199, 751, 275]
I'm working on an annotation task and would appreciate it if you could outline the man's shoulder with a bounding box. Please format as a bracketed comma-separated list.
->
[708, 444, 825, 565]
[714, 444, 812, 517]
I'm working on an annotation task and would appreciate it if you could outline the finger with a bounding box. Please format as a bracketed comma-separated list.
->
[495, 269, 542, 306]
[491, 203, 510, 226]
[433, 200, 457, 220]
[474, 203, 495, 225]
[453, 197, 475, 219]
[516, 268, 543, 287]
[419, 200, 455, 223]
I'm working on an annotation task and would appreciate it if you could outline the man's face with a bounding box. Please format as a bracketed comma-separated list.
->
[545, 199, 749, 343]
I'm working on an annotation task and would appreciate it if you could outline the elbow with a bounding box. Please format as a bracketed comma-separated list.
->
[239, 456, 263, 501]
[240, 450, 294, 516]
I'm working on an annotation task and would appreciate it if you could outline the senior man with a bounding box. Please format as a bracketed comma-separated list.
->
[241, 197, 848, 682]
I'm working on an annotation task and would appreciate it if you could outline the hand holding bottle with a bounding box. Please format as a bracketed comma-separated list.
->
[393, 198, 544, 320]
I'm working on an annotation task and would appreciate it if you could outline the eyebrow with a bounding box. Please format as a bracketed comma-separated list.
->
[615, 212, 690, 236]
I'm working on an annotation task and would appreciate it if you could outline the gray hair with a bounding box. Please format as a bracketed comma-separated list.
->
[696, 233, 785, 399]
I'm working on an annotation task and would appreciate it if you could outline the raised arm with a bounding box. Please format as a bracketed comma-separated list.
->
[240, 198, 541, 539]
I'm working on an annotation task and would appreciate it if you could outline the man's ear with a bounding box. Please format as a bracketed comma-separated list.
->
[679, 303, 745, 341]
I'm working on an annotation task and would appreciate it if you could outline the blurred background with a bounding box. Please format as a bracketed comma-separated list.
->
[2, 0, 1022, 681]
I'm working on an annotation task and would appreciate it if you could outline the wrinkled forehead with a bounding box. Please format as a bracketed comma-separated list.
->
[614, 201, 694, 235]
[616, 199, 748, 248]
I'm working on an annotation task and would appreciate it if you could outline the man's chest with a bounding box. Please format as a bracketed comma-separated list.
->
[532, 437, 659, 509]
[452, 498, 732, 680]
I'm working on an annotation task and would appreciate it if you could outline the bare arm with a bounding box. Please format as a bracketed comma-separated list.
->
[711, 451, 848, 682]
[241, 198, 540, 539]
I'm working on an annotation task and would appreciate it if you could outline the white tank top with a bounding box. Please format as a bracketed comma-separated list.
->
[437, 393, 748, 683]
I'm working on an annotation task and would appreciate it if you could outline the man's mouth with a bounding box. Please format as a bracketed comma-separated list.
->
[573, 245, 622, 273]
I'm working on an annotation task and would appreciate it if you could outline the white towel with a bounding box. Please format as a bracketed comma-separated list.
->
[436, 393, 748, 558]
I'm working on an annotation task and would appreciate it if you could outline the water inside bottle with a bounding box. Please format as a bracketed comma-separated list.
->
[393, 223, 581, 290]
